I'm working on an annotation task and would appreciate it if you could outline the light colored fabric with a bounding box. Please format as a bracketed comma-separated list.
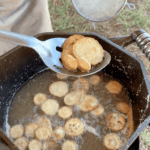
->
[0, 0, 53, 149]
[0, 0, 53, 55]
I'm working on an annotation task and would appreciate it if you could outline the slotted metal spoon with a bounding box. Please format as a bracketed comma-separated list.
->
[0, 30, 111, 77]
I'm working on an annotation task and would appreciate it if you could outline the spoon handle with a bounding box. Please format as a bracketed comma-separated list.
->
[0, 30, 50, 56]
[0, 30, 42, 49]
[0, 129, 19, 150]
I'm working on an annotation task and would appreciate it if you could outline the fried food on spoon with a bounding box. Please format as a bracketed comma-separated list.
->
[73, 37, 104, 65]
[33, 93, 47, 105]
[14, 137, 28, 150]
[61, 34, 84, 71]
[62, 35, 85, 53]
[61, 54, 78, 70]
[10, 124, 24, 139]
[28, 139, 42, 150]
[77, 58, 91, 72]
[58, 106, 73, 119]
[49, 81, 68, 97]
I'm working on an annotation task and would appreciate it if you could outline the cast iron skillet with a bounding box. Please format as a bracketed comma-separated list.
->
[0, 30, 150, 149]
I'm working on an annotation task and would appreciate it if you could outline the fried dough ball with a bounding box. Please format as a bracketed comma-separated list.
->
[62, 35, 85, 52]
[64, 89, 85, 106]
[14, 137, 28, 150]
[91, 105, 104, 117]
[106, 113, 126, 131]
[61, 54, 78, 71]
[10, 124, 24, 139]
[61, 35, 84, 71]
[77, 58, 91, 72]
[89, 75, 101, 86]
[103, 133, 123, 150]
[116, 102, 130, 114]
[42, 139, 60, 150]
[25, 123, 39, 138]
[56, 73, 68, 79]
[41, 99, 59, 116]
[28, 139, 42, 150]
[49, 81, 68, 97]
[79, 95, 99, 112]
[73, 37, 104, 65]
[33, 93, 47, 105]
[126, 108, 134, 138]
[106, 81, 122, 94]
[36, 116, 51, 128]
[35, 127, 52, 140]
[53, 126, 65, 140]
[65, 118, 84, 137]
[62, 140, 77, 150]
[73, 78, 89, 91]
[58, 106, 73, 119]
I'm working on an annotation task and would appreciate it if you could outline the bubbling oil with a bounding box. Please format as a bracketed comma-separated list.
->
[8, 70, 133, 150]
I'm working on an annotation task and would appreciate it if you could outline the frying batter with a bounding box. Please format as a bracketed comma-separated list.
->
[56, 73, 68, 80]
[14, 137, 28, 150]
[73, 78, 89, 91]
[35, 127, 52, 140]
[53, 126, 65, 141]
[10, 124, 24, 139]
[25, 123, 39, 138]
[49, 81, 69, 97]
[28, 139, 42, 150]
[62, 140, 77, 150]
[106, 80, 123, 94]
[58, 106, 73, 119]
[33, 93, 47, 106]
[41, 99, 59, 116]
[89, 75, 101, 86]
[65, 118, 84, 137]
[8, 70, 134, 150]
[64, 89, 85, 106]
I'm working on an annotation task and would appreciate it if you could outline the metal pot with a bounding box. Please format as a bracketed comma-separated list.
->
[71, 0, 135, 22]
[0, 29, 150, 150]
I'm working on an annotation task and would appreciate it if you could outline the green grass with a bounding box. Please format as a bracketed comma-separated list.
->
[48, 0, 90, 32]
[141, 128, 150, 147]
[116, 1, 150, 33]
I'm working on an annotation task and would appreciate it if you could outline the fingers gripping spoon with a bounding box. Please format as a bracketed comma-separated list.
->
[0, 30, 111, 77]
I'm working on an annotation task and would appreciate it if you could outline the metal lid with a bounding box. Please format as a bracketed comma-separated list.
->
[72, 0, 127, 22]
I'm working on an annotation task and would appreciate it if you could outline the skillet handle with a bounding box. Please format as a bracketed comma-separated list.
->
[0, 129, 19, 150]
[108, 29, 150, 61]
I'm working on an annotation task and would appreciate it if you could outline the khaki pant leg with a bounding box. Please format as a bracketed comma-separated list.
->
[0, 0, 53, 55]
